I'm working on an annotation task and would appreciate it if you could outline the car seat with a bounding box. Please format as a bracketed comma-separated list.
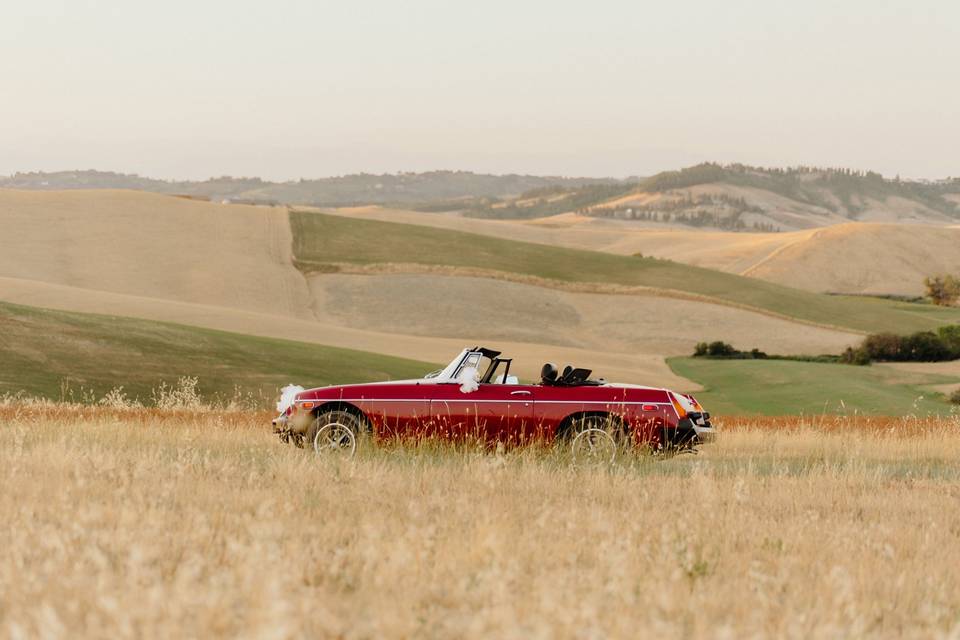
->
[540, 362, 559, 385]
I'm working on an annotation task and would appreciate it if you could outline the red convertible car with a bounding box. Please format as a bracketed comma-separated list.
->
[272, 346, 714, 459]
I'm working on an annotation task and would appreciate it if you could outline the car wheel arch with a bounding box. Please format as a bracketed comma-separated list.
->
[556, 411, 626, 440]
[311, 401, 370, 432]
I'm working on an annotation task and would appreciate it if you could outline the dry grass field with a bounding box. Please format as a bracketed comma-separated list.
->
[3, 403, 960, 638]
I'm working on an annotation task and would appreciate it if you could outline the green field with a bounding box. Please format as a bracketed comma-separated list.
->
[0, 301, 436, 405]
[290, 211, 960, 334]
[5, 298, 958, 416]
[670, 357, 960, 416]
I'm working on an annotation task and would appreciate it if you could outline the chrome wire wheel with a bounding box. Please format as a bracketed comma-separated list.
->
[312, 421, 357, 457]
[570, 427, 618, 463]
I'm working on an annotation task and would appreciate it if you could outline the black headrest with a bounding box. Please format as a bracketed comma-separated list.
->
[540, 362, 558, 384]
[561, 364, 574, 381]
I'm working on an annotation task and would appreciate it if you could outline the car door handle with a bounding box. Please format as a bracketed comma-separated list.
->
[510, 390, 532, 396]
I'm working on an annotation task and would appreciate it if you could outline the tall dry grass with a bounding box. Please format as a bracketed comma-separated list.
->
[2, 408, 959, 638]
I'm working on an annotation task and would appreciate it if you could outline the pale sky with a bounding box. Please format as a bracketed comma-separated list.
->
[1, 0, 958, 180]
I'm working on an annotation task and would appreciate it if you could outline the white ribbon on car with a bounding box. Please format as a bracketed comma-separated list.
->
[457, 367, 479, 394]
[277, 384, 305, 413]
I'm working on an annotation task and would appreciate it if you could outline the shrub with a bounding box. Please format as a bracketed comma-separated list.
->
[938, 325, 960, 359]
[861, 333, 904, 361]
[857, 329, 958, 363]
[840, 347, 871, 366]
[707, 341, 737, 357]
[951, 388, 960, 405]
[692, 342, 768, 359]
[924, 275, 960, 306]
[902, 331, 953, 361]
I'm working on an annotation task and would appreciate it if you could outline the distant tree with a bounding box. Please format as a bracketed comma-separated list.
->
[924, 275, 960, 306]
[901, 331, 952, 361]
[839, 346, 871, 366]
[861, 333, 905, 361]
[857, 330, 956, 362]
[937, 325, 960, 359]
[951, 388, 960, 405]
[706, 341, 737, 357]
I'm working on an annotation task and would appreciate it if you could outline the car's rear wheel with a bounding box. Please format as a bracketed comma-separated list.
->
[306, 410, 362, 458]
[568, 416, 623, 463]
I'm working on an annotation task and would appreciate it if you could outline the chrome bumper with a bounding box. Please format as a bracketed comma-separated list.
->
[693, 423, 717, 443]
[272, 410, 312, 435]
[673, 413, 716, 446]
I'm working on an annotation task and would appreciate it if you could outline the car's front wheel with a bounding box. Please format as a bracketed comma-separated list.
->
[567, 415, 624, 463]
[305, 410, 362, 457]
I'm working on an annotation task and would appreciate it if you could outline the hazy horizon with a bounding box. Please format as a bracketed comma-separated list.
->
[2, 0, 958, 182]
[4, 162, 960, 184]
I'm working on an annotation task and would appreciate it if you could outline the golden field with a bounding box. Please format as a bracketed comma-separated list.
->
[3, 404, 960, 638]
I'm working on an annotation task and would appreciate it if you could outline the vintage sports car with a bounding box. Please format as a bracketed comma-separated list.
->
[272, 346, 714, 459]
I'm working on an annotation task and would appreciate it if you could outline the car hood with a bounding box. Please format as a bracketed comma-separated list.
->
[298, 378, 438, 396]
[603, 382, 671, 393]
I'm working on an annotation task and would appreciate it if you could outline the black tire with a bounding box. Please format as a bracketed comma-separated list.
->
[305, 410, 365, 457]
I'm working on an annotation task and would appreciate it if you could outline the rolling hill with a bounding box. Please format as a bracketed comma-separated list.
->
[0, 300, 435, 402]
[0, 170, 619, 206]
[3, 188, 958, 412]
[466, 163, 960, 231]
[0, 188, 312, 317]
[321, 207, 960, 296]
[289, 210, 960, 334]
[8, 164, 960, 231]
[0, 189, 700, 387]
[3, 296, 955, 416]
[740, 223, 960, 295]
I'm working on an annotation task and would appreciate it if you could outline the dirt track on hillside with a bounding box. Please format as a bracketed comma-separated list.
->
[742, 223, 960, 295]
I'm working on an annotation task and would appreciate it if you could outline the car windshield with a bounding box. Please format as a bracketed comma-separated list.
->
[424, 349, 495, 382]
[425, 349, 469, 381]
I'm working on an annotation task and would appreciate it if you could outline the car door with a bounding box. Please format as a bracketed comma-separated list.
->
[349, 383, 432, 441]
[429, 383, 534, 445]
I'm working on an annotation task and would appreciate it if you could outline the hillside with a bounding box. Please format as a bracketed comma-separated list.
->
[466, 163, 960, 231]
[0, 300, 435, 402]
[0, 190, 698, 387]
[2, 294, 953, 417]
[322, 208, 960, 296]
[290, 211, 960, 334]
[0, 189, 312, 317]
[8, 164, 960, 231]
[307, 272, 858, 359]
[669, 357, 959, 416]
[741, 223, 960, 295]
[2, 188, 956, 400]
[0, 170, 618, 207]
